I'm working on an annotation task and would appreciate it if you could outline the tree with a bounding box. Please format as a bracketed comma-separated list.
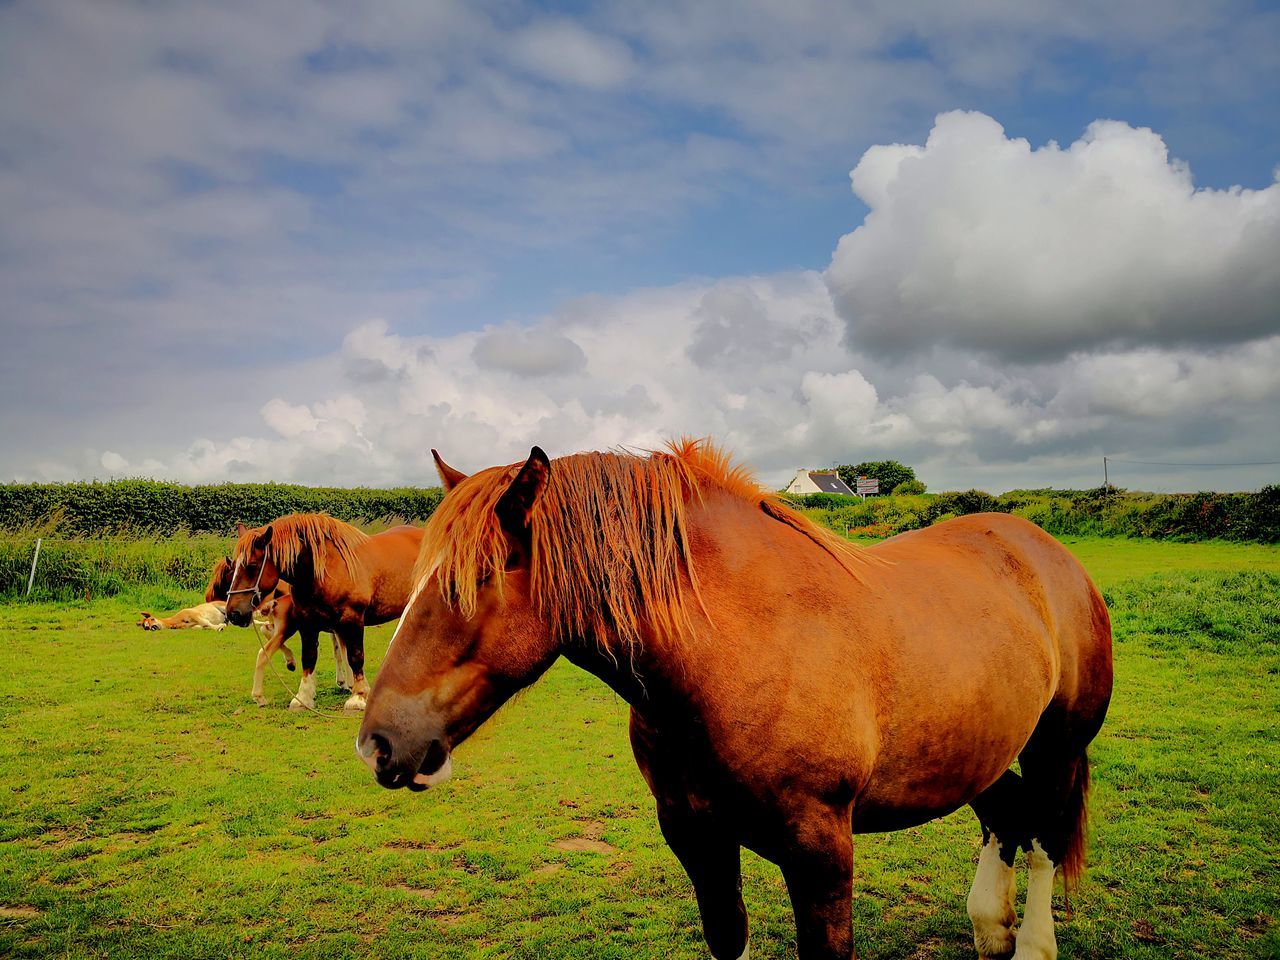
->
[837, 460, 918, 495]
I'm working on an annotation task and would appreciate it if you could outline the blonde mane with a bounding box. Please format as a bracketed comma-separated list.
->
[235, 513, 369, 583]
[413, 438, 867, 648]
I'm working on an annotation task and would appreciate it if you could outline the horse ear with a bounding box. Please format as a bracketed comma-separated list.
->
[432, 449, 468, 492]
[257, 524, 274, 547]
[496, 446, 550, 544]
[235, 522, 246, 535]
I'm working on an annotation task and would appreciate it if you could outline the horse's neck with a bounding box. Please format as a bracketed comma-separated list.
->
[561, 619, 719, 725]
[272, 546, 314, 600]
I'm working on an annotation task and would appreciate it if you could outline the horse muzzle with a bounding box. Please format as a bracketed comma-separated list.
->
[357, 729, 452, 792]
[226, 608, 253, 628]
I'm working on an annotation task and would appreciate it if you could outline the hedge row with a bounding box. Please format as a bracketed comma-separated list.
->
[785, 485, 1280, 543]
[0, 480, 444, 537]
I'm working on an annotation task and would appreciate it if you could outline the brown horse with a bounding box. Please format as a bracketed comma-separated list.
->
[206, 556, 355, 706]
[357, 441, 1112, 960]
[225, 515, 423, 711]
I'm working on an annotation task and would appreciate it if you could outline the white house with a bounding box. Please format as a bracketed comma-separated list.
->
[785, 469, 856, 496]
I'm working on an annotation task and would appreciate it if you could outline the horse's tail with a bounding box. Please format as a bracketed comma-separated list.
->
[1060, 750, 1091, 898]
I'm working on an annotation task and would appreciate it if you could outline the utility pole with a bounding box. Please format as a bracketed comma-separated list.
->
[1103, 456, 1109, 488]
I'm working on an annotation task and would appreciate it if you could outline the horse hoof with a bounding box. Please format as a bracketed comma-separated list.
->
[343, 694, 367, 713]
[253, 696, 268, 707]
[977, 932, 1018, 960]
[288, 698, 313, 712]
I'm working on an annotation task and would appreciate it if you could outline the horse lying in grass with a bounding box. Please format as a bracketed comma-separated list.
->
[206, 556, 354, 707]
[224, 516, 423, 712]
[357, 440, 1112, 960]
[136, 602, 228, 631]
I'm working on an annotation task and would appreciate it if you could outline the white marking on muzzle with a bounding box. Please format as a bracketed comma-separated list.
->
[413, 754, 453, 788]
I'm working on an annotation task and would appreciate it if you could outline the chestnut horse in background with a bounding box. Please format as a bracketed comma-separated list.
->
[358, 441, 1112, 960]
[206, 556, 354, 706]
[225, 515, 423, 712]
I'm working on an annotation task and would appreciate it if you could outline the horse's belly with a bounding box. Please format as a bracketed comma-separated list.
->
[850, 685, 1047, 832]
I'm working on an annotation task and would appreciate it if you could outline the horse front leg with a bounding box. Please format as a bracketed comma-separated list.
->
[658, 807, 750, 959]
[779, 809, 856, 960]
[251, 634, 283, 706]
[339, 625, 368, 712]
[250, 614, 294, 706]
[289, 628, 320, 711]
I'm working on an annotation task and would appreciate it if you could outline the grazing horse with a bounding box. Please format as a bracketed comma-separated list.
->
[225, 515, 423, 712]
[206, 556, 354, 706]
[357, 441, 1112, 960]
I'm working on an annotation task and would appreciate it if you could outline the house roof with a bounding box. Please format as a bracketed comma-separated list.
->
[807, 471, 855, 495]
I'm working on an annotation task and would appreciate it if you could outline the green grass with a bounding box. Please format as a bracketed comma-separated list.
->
[1, 538, 1277, 958]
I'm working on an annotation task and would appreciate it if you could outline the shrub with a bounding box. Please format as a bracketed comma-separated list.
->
[891, 479, 927, 495]
[836, 460, 916, 494]
[0, 480, 443, 537]
[801, 485, 1279, 544]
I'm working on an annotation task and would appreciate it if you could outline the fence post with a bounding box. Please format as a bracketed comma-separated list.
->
[26, 537, 42, 596]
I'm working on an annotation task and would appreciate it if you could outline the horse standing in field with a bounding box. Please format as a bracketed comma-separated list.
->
[224, 515, 424, 712]
[357, 441, 1113, 960]
[206, 556, 354, 706]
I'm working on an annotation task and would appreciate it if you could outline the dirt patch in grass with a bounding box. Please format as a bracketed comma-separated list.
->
[551, 837, 617, 854]
[383, 838, 460, 851]
[0, 906, 42, 919]
[395, 885, 438, 899]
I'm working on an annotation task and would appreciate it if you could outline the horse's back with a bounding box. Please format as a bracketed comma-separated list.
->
[691, 505, 1110, 828]
[873, 513, 1111, 714]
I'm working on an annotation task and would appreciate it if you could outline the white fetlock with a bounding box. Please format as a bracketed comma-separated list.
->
[290, 674, 317, 712]
[970, 836, 1018, 957]
[343, 693, 367, 712]
[1012, 841, 1058, 960]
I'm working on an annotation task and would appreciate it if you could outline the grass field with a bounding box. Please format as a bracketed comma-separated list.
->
[1, 537, 1277, 959]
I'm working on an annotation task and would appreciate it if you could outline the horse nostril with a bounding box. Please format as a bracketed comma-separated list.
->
[369, 732, 393, 773]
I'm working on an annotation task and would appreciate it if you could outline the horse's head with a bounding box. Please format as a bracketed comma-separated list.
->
[204, 556, 235, 603]
[357, 447, 560, 792]
[225, 523, 281, 627]
[136, 612, 161, 631]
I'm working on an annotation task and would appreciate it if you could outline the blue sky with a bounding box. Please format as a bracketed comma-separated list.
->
[2, 1, 1278, 491]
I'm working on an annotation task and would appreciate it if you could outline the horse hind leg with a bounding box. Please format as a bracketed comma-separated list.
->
[968, 771, 1026, 960]
[332, 634, 353, 691]
[339, 625, 368, 712]
[1011, 744, 1092, 960]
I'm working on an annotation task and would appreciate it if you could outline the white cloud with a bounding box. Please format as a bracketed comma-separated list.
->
[509, 20, 635, 89]
[77, 273, 1280, 492]
[827, 111, 1280, 361]
[2, 0, 1277, 493]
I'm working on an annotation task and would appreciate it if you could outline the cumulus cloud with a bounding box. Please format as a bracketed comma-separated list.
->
[79, 272, 1280, 492]
[827, 111, 1280, 361]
